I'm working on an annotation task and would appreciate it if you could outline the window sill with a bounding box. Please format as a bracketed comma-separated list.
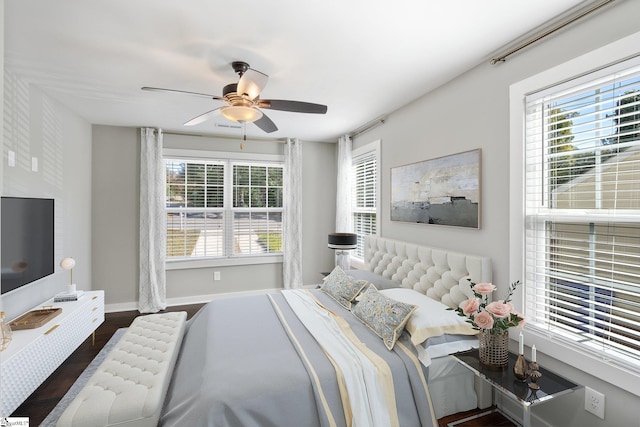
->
[166, 255, 283, 270]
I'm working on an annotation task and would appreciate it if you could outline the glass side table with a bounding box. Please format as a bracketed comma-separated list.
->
[452, 349, 581, 427]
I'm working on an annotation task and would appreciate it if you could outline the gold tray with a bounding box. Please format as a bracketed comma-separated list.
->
[9, 308, 62, 330]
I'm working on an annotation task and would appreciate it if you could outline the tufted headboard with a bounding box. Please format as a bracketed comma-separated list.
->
[364, 236, 492, 309]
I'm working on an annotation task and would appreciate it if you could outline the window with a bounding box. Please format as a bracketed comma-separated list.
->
[165, 157, 284, 261]
[524, 58, 640, 369]
[351, 141, 380, 260]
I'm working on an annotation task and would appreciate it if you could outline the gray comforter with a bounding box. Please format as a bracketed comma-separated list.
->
[159, 290, 436, 427]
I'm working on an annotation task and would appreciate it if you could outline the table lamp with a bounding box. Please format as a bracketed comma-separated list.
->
[60, 257, 77, 293]
[328, 233, 357, 270]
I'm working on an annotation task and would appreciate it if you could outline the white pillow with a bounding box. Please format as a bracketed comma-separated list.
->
[380, 288, 477, 345]
[415, 334, 478, 366]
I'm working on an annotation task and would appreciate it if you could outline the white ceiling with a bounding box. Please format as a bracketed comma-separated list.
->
[5, 0, 586, 142]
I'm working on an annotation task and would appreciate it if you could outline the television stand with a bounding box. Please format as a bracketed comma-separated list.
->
[0, 290, 104, 415]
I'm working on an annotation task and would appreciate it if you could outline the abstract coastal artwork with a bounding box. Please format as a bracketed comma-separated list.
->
[391, 149, 481, 228]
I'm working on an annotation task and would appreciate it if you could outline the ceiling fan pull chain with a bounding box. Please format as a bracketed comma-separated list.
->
[240, 121, 246, 150]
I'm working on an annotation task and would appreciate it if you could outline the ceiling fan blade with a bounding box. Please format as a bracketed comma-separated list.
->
[253, 112, 278, 133]
[142, 86, 223, 100]
[237, 69, 269, 100]
[184, 108, 223, 126]
[257, 99, 327, 114]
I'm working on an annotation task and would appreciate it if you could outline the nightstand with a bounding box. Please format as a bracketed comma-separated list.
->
[452, 349, 581, 427]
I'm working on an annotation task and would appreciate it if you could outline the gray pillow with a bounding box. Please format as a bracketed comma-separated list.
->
[345, 269, 399, 290]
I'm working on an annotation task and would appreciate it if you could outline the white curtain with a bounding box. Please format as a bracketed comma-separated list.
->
[139, 128, 167, 313]
[283, 138, 303, 289]
[336, 134, 353, 232]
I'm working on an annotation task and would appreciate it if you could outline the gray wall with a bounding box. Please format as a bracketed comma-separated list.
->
[1, 69, 92, 320]
[91, 127, 336, 310]
[353, 2, 640, 426]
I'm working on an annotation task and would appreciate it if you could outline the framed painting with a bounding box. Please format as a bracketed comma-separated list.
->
[391, 149, 481, 228]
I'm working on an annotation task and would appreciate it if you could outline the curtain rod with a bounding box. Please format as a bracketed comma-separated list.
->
[160, 129, 288, 143]
[490, 0, 616, 65]
[349, 116, 387, 138]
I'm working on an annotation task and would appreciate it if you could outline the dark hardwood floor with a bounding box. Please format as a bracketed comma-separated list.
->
[11, 303, 513, 427]
[438, 406, 516, 427]
[10, 303, 204, 426]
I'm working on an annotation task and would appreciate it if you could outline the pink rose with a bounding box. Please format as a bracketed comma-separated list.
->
[474, 310, 494, 329]
[485, 301, 512, 318]
[461, 298, 480, 315]
[473, 283, 496, 295]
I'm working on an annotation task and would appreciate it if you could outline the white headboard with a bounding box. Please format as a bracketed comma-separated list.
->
[364, 236, 492, 309]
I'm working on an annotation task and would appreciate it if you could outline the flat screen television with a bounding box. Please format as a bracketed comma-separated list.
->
[1, 197, 55, 294]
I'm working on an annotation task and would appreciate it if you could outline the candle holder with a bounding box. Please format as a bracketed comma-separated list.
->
[528, 362, 542, 390]
[513, 354, 529, 381]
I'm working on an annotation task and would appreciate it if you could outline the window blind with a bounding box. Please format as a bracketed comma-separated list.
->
[524, 59, 640, 368]
[352, 150, 377, 259]
[165, 158, 283, 260]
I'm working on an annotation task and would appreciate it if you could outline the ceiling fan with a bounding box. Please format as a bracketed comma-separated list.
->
[142, 61, 328, 133]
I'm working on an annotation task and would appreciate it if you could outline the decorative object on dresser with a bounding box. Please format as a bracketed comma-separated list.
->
[60, 257, 77, 293]
[391, 149, 481, 228]
[1, 311, 13, 350]
[0, 290, 105, 416]
[327, 232, 357, 270]
[54, 290, 85, 303]
[8, 307, 62, 330]
[450, 280, 524, 368]
[55, 257, 84, 302]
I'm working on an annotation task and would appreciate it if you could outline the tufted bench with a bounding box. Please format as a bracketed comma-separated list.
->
[56, 311, 187, 427]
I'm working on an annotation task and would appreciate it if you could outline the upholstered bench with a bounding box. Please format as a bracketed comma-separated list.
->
[56, 311, 187, 427]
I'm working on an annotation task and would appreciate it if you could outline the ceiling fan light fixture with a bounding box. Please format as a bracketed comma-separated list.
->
[221, 105, 263, 123]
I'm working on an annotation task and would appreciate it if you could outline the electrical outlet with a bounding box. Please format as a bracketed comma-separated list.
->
[214, 271, 221, 281]
[585, 386, 605, 419]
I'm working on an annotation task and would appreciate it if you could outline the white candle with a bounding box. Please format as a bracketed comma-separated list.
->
[531, 345, 537, 362]
[519, 332, 524, 355]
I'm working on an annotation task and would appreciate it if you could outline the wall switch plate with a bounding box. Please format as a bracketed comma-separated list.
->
[214, 271, 221, 281]
[8, 150, 15, 167]
[32, 157, 38, 172]
[585, 386, 605, 419]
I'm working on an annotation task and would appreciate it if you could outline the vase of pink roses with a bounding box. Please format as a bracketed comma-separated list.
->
[450, 280, 524, 368]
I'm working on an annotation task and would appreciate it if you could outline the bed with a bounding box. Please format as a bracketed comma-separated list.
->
[158, 236, 492, 427]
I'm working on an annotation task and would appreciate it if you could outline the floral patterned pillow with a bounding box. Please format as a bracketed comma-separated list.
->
[352, 285, 417, 350]
[320, 266, 369, 309]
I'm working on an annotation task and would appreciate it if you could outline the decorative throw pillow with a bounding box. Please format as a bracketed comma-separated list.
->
[351, 285, 417, 350]
[320, 266, 369, 309]
[380, 288, 477, 345]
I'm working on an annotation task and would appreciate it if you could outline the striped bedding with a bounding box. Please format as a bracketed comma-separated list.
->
[159, 289, 437, 427]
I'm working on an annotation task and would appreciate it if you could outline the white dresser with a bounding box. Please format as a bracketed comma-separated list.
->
[1, 290, 105, 415]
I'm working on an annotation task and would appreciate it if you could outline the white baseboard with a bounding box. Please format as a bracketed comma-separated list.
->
[104, 288, 282, 313]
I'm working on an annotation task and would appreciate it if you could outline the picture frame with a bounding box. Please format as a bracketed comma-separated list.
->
[391, 149, 481, 229]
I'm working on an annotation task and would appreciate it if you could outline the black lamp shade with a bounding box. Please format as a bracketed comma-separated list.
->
[328, 233, 357, 250]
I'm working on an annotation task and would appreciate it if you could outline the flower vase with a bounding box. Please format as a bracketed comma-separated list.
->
[478, 330, 509, 368]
